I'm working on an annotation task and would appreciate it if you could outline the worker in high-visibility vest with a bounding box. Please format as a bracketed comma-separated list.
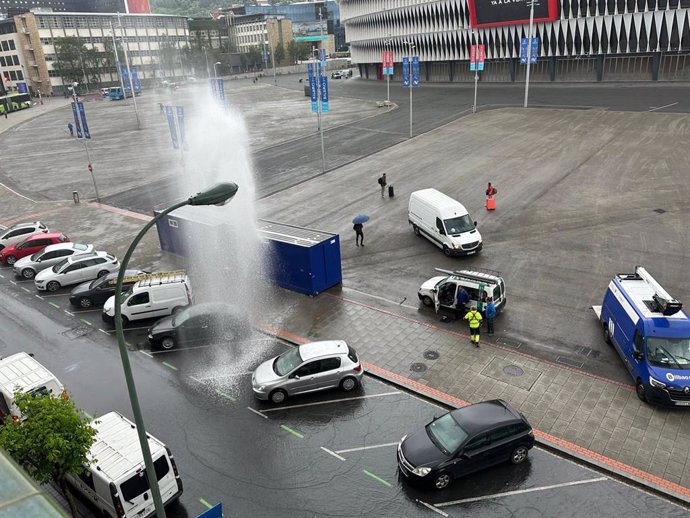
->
[464, 305, 483, 348]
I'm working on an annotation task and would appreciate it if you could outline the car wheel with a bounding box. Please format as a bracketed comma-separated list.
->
[340, 376, 358, 392]
[161, 336, 176, 350]
[5, 255, 16, 265]
[510, 445, 529, 465]
[603, 326, 612, 345]
[21, 268, 36, 280]
[96, 270, 109, 278]
[171, 306, 184, 315]
[413, 225, 421, 236]
[442, 246, 452, 257]
[433, 472, 451, 490]
[46, 280, 61, 292]
[421, 295, 433, 307]
[269, 389, 287, 404]
[636, 379, 647, 402]
[78, 297, 92, 308]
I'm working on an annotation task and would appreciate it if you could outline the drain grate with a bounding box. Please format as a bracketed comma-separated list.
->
[502, 365, 525, 377]
[423, 350, 440, 360]
[495, 337, 522, 349]
[653, 208, 667, 214]
[573, 345, 601, 359]
[410, 363, 428, 373]
[557, 356, 584, 369]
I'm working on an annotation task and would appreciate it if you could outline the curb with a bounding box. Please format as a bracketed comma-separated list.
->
[267, 327, 690, 509]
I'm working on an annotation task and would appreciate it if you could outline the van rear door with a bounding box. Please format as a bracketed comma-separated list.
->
[118, 455, 175, 516]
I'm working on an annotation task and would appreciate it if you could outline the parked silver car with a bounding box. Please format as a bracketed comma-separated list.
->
[13, 243, 94, 279]
[252, 340, 364, 404]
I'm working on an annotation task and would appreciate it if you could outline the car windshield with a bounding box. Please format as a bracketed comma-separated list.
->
[52, 258, 69, 273]
[443, 215, 474, 235]
[30, 251, 43, 261]
[73, 244, 88, 252]
[426, 412, 469, 455]
[647, 337, 690, 370]
[273, 347, 303, 376]
[172, 305, 208, 326]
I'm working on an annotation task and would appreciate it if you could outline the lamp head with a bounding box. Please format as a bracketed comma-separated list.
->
[215, 61, 222, 65]
[188, 182, 239, 207]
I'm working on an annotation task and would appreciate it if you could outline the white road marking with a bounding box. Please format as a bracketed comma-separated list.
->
[70, 309, 102, 313]
[417, 500, 448, 517]
[436, 477, 608, 507]
[0, 182, 35, 201]
[9, 280, 16, 285]
[246, 407, 268, 419]
[139, 351, 153, 358]
[320, 447, 346, 462]
[64, 310, 74, 316]
[14, 279, 33, 283]
[649, 102, 678, 112]
[335, 442, 399, 454]
[188, 376, 201, 383]
[191, 372, 253, 381]
[101, 326, 150, 334]
[260, 391, 401, 412]
[36, 292, 65, 297]
[98, 329, 110, 335]
[0, 274, 4, 278]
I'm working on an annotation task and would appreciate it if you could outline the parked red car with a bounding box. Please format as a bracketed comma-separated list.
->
[0, 233, 70, 265]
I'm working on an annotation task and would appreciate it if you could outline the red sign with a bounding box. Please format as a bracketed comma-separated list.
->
[470, 45, 476, 65]
[126, 0, 151, 14]
[381, 50, 393, 68]
[478, 44, 485, 65]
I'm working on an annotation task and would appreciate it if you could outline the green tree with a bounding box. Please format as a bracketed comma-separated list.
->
[53, 36, 84, 85]
[0, 391, 97, 518]
[244, 45, 263, 71]
[287, 40, 311, 64]
[274, 44, 286, 66]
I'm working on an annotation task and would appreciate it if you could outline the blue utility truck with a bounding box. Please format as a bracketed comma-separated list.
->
[594, 266, 690, 406]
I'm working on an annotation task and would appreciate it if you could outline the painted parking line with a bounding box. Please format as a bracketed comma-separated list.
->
[9, 280, 16, 286]
[101, 326, 150, 334]
[70, 309, 102, 313]
[247, 407, 268, 419]
[162, 362, 178, 371]
[280, 425, 304, 439]
[362, 469, 391, 487]
[320, 447, 346, 462]
[260, 391, 401, 413]
[64, 310, 74, 316]
[416, 500, 448, 517]
[49, 302, 60, 308]
[139, 351, 153, 359]
[198, 498, 213, 509]
[435, 477, 608, 507]
[36, 293, 66, 297]
[649, 101, 678, 112]
[215, 389, 236, 402]
[99, 329, 110, 336]
[80, 319, 92, 326]
[335, 442, 399, 455]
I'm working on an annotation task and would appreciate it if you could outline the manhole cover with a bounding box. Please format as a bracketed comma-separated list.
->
[410, 363, 428, 373]
[653, 208, 666, 214]
[62, 326, 90, 339]
[423, 350, 440, 360]
[502, 365, 524, 377]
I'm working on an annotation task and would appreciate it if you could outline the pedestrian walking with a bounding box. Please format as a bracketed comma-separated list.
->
[377, 173, 387, 198]
[454, 287, 469, 320]
[353, 222, 364, 247]
[2, 110, 6, 119]
[485, 297, 496, 335]
[464, 305, 483, 347]
[67, 122, 74, 136]
[486, 181, 498, 210]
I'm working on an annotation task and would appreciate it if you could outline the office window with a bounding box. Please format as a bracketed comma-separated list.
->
[16, 70, 23, 80]
[1, 41, 8, 51]
[12, 55, 19, 66]
[9, 71, 16, 80]
[8, 40, 15, 50]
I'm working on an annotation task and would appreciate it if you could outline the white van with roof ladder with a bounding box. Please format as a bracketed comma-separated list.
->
[67, 411, 183, 518]
[0, 352, 65, 425]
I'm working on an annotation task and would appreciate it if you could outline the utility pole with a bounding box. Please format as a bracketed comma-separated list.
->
[268, 18, 277, 86]
[314, 44, 326, 173]
[384, 36, 392, 109]
[117, 12, 141, 129]
[403, 41, 416, 139]
[109, 20, 128, 106]
[524, 0, 535, 108]
[472, 31, 479, 114]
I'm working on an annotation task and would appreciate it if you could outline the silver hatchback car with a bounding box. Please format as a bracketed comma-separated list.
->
[252, 340, 364, 404]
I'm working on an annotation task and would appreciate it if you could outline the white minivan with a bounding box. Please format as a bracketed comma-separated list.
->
[102, 272, 192, 325]
[67, 411, 183, 518]
[0, 352, 65, 425]
[408, 189, 482, 257]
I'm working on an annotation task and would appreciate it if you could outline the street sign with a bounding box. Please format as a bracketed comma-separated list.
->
[382, 50, 394, 75]
[176, 106, 186, 148]
[478, 44, 485, 71]
[411, 56, 420, 87]
[520, 37, 539, 64]
[402, 57, 410, 88]
[470, 44, 477, 71]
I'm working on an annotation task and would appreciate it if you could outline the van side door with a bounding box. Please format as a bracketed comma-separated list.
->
[630, 329, 645, 377]
[126, 291, 152, 319]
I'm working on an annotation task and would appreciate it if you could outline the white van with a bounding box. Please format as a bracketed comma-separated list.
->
[0, 352, 65, 425]
[408, 189, 482, 256]
[102, 271, 192, 325]
[418, 268, 506, 315]
[67, 412, 183, 518]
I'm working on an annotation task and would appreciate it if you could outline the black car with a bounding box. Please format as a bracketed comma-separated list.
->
[147, 302, 251, 350]
[397, 399, 534, 490]
[68, 270, 145, 308]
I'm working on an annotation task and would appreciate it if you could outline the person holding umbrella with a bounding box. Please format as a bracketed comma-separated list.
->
[352, 214, 369, 247]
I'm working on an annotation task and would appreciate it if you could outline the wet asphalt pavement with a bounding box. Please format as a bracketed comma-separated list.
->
[0, 265, 687, 517]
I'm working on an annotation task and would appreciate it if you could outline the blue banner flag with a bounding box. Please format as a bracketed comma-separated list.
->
[520, 38, 528, 64]
[209, 78, 217, 97]
[217, 78, 225, 101]
[176, 106, 185, 148]
[307, 63, 318, 113]
[320, 75, 329, 113]
[319, 48, 326, 68]
[131, 67, 141, 90]
[412, 56, 420, 87]
[119, 64, 130, 87]
[164, 105, 179, 149]
[531, 37, 539, 64]
[70, 102, 83, 139]
[262, 50, 269, 62]
[402, 57, 410, 88]
[77, 102, 91, 140]
[521, 37, 539, 64]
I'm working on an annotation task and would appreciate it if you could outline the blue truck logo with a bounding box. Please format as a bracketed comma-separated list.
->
[594, 266, 690, 406]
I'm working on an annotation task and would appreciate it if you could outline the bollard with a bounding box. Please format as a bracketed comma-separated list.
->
[72, 191, 80, 204]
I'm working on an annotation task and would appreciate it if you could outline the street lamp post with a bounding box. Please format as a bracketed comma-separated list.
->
[69, 82, 101, 203]
[403, 41, 416, 139]
[524, 0, 536, 108]
[214, 61, 221, 77]
[383, 37, 392, 108]
[109, 20, 128, 107]
[116, 13, 141, 129]
[114, 182, 239, 518]
[471, 30, 479, 114]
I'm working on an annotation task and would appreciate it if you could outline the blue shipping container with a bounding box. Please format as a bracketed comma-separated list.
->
[154, 208, 342, 296]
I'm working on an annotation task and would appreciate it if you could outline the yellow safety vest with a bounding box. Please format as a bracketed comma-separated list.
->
[464, 310, 482, 329]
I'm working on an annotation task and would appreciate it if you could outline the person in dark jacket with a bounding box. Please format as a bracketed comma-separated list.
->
[67, 122, 74, 136]
[454, 287, 470, 320]
[353, 222, 364, 246]
[377, 173, 387, 197]
[485, 296, 497, 335]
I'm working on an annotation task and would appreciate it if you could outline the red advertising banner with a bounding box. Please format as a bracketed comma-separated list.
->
[470, 45, 477, 65]
[468, 0, 559, 28]
[126, 0, 151, 14]
[478, 44, 485, 65]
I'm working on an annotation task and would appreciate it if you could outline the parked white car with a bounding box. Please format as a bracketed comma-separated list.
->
[34, 251, 119, 292]
[13, 243, 94, 279]
[0, 221, 48, 251]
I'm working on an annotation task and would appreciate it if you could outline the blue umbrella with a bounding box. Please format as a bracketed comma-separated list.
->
[352, 214, 370, 225]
